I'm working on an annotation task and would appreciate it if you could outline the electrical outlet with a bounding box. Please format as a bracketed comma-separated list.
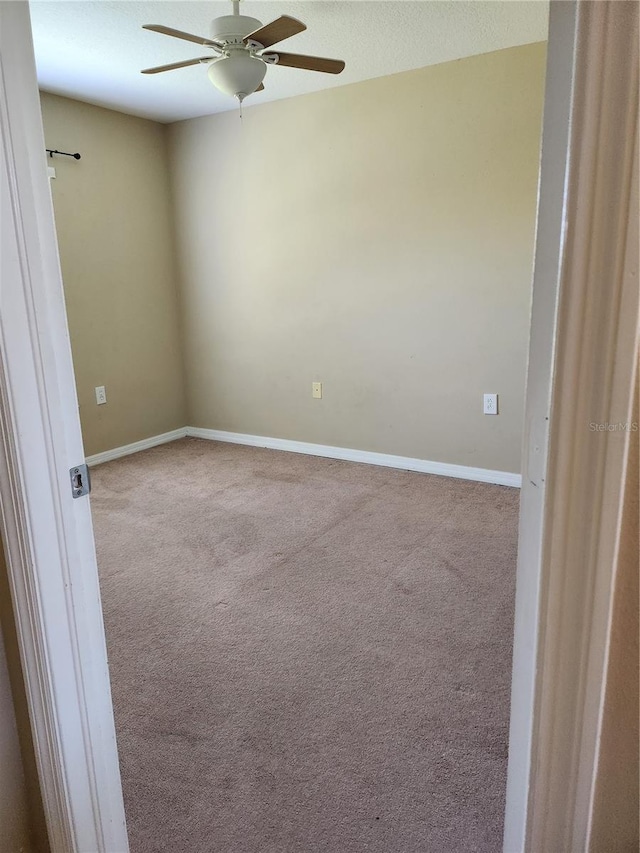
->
[312, 382, 322, 399]
[95, 385, 107, 405]
[483, 393, 498, 415]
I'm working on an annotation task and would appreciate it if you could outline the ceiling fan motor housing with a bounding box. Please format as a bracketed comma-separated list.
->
[209, 15, 263, 44]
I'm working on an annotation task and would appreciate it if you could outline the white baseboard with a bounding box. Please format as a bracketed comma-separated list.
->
[85, 427, 187, 466]
[86, 426, 521, 487]
[186, 427, 522, 488]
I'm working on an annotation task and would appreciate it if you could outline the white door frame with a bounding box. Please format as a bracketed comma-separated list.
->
[504, 1, 638, 850]
[0, 2, 128, 851]
[0, 2, 636, 852]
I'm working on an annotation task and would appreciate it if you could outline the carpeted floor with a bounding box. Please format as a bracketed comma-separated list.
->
[91, 438, 519, 853]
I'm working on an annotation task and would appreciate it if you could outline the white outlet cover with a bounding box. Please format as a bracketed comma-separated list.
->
[483, 393, 498, 415]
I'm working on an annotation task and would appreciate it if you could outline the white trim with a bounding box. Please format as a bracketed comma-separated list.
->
[527, 1, 638, 847]
[186, 427, 522, 487]
[86, 428, 187, 466]
[506, 2, 639, 850]
[0, 4, 128, 852]
[503, 3, 578, 847]
[85, 424, 522, 487]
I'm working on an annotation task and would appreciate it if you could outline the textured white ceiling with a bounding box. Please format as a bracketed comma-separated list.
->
[30, 1, 549, 123]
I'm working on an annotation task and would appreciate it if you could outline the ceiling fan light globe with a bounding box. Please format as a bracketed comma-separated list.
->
[207, 55, 266, 98]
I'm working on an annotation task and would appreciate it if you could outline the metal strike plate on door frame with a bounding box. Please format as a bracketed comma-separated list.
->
[70, 463, 91, 498]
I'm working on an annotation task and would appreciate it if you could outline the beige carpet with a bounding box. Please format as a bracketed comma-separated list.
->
[92, 438, 519, 853]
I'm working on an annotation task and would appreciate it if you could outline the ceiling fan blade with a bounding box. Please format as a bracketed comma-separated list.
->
[243, 15, 306, 49]
[265, 52, 345, 74]
[143, 24, 219, 47]
[141, 57, 212, 74]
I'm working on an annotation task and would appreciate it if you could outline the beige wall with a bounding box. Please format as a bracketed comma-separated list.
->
[167, 43, 546, 473]
[39, 94, 187, 457]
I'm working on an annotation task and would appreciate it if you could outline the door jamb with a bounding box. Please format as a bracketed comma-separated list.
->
[504, 1, 639, 850]
[0, 3, 128, 851]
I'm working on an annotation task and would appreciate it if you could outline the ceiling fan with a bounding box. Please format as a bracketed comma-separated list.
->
[141, 0, 346, 103]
